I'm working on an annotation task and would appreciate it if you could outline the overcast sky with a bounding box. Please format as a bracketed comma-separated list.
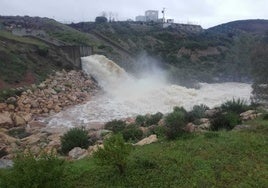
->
[1, 0, 268, 28]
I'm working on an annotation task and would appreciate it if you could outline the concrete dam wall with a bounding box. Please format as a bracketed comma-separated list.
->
[60, 46, 92, 69]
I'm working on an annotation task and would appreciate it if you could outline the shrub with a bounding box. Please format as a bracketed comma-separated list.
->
[149, 125, 166, 138]
[221, 98, 249, 114]
[122, 124, 143, 142]
[135, 115, 146, 126]
[135, 112, 163, 127]
[145, 112, 163, 126]
[164, 108, 187, 140]
[210, 112, 241, 131]
[0, 88, 24, 102]
[173, 106, 188, 114]
[188, 104, 209, 121]
[104, 120, 126, 133]
[93, 134, 133, 174]
[1, 151, 65, 188]
[61, 127, 89, 154]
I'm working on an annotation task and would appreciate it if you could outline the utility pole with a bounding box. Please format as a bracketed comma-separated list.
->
[162, 8, 166, 23]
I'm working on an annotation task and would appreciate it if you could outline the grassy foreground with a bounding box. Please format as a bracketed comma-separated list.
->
[0, 118, 267, 188]
[63, 119, 268, 188]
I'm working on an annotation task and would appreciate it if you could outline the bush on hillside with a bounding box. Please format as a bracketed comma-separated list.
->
[0, 151, 65, 188]
[93, 134, 133, 175]
[221, 98, 249, 114]
[210, 112, 241, 131]
[104, 120, 126, 133]
[61, 127, 90, 154]
[188, 104, 209, 121]
[135, 112, 163, 127]
[145, 112, 163, 126]
[149, 125, 167, 138]
[0, 88, 24, 102]
[122, 124, 143, 142]
[135, 115, 147, 126]
[164, 107, 187, 140]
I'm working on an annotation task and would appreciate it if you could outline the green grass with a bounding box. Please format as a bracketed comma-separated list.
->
[61, 118, 268, 187]
[0, 31, 48, 48]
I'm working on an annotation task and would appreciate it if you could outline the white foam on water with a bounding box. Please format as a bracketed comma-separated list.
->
[43, 55, 252, 129]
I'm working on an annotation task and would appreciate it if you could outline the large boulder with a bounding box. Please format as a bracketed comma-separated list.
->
[0, 112, 13, 128]
[184, 123, 196, 133]
[134, 135, 158, 146]
[12, 113, 26, 127]
[205, 109, 220, 117]
[88, 144, 104, 156]
[198, 118, 211, 130]
[68, 147, 88, 160]
[240, 110, 258, 121]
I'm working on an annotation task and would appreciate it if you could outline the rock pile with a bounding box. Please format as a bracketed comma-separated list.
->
[0, 70, 99, 161]
[0, 70, 99, 128]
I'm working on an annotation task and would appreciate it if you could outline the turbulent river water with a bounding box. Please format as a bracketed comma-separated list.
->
[43, 55, 252, 130]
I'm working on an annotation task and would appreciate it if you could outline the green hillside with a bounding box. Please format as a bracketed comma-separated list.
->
[70, 21, 264, 85]
[1, 16, 268, 101]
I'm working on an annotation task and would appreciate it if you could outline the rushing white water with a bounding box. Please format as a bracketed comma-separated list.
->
[43, 55, 252, 129]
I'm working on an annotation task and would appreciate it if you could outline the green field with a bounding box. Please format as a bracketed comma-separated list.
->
[62, 119, 268, 188]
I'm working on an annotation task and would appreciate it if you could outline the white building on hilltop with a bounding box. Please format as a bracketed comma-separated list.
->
[145, 10, 159, 22]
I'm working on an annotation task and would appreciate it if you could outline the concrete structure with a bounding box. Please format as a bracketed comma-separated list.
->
[60, 46, 92, 69]
[145, 10, 159, 22]
[135, 15, 146, 22]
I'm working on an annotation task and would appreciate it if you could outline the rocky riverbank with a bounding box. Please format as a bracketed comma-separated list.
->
[0, 70, 99, 160]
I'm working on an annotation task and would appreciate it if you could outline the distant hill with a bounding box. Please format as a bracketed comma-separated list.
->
[0, 16, 267, 90]
[207, 19, 268, 34]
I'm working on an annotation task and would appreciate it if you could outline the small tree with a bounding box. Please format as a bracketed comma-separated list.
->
[164, 107, 187, 140]
[93, 134, 133, 175]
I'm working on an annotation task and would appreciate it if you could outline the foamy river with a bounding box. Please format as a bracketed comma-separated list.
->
[42, 55, 252, 130]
